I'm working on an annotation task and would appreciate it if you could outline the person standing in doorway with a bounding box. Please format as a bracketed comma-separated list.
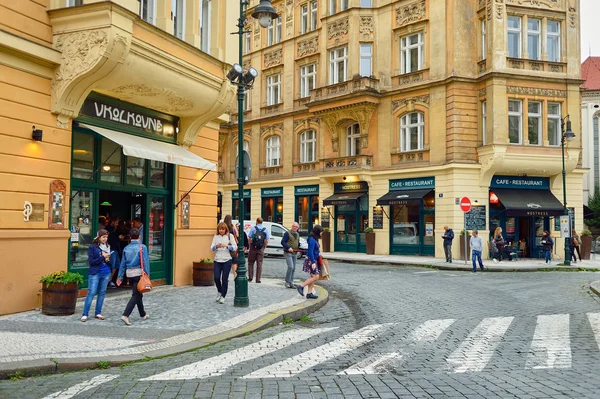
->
[211, 222, 237, 304]
[470, 229, 484, 272]
[117, 228, 150, 326]
[282, 222, 300, 288]
[106, 217, 121, 288]
[541, 230, 554, 265]
[297, 225, 322, 299]
[132, 217, 144, 244]
[81, 229, 112, 322]
[442, 226, 454, 263]
[492, 227, 505, 263]
[248, 217, 269, 283]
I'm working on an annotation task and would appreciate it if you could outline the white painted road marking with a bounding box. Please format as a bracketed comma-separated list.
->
[587, 313, 600, 350]
[142, 327, 337, 380]
[447, 317, 514, 373]
[41, 374, 118, 399]
[340, 318, 456, 375]
[243, 324, 391, 378]
[526, 314, 572, 369]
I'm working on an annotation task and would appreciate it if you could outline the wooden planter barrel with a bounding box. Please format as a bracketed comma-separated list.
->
[321, 232, 331, 252]
[41, 282, 79, 316]
[581, 235, 593, 260]
[365, 232, 375, 254]
[193, 262, 215, 286]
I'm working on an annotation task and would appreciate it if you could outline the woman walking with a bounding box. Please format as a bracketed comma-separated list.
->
[223, 214, 239, 278]
[81, 229, 112, 322]
[570, 230, 582, 263]
[117, 228, 150, 326]
[211, 222, 237, 304]
[541, 230, 554, 265]
[492, 227, 505, 263]
[297, 225, 323, 299]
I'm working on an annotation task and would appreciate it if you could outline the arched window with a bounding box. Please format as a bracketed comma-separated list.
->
[266, 136, 281, 167]
[400, 112, 424, 151]
[346, 123, 361, 156]
[236, 140, 250, 156]
[300, 130, 316, 163]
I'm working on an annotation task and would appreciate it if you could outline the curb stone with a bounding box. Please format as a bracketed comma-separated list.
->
[0, 285, 328, 379]
[591, 281, 600, 297]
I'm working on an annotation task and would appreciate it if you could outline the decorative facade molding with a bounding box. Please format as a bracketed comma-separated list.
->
[264, 49, 282, 68]
[396, 0, 426, 27]
[111, 84, 194, 113]
[399, 73, 423, 85]
[479, 88, 487, 97]
[327, 17, 349, 41]
[260, 123, 284, 136]
[568, 5, 577, 28]
[392, 95, 430, 113]
[297, 36, 318, 58]
[495, 0, 504, 20]
[293, 117, 320, 131]
[359, 17, 374, 41]
[478, 0, 486, 9]
[506, 86, 567, 97]
[315, 103, 378, 152]
[506, 0, 561, 9]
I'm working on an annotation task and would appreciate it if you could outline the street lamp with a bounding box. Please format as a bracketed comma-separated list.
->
[561, 115, 575, 266]
[228, 0, 278, 308]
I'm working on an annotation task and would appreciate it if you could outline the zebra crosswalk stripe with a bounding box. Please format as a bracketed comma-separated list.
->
[41, 374, 118, 399]
[243, 324, 391, 379]
[142, 327, 337, 381]
[446, 316, 514, 373]
[526, 314, 571, 369]
[587, 313, 600, 350]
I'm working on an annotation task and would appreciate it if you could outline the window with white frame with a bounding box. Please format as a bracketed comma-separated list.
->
[329, 0, 336, 15]
[508, 100, 522, 144]
[266, 74, 281, 106]
[266, 136, 281, 167]
[242, 92, 250, 112]
[507, 16, 521, 58]
[527, 18, 541, 60]
[360, 43, 373, 77]
[340, 0, 348, 11]
[140, 0, 156, 24]
[243, 30, 251, 54]
[360, 0, 372, 7]
[310, 1, 318, 30]
[300, 64, 316, 98]
[66, 0, 83, 6]
[173, 0, 186, 40]
[548, 102, 561, 146]
[300, 130, 316, 163]
[267, 16, 282, 46]
[346, 123, 361, 156]
[199, 0, 210, 52]
[547, 20, 561, 62]
[400, 112, 424, 152]
[482, 101, 487, 145]
[481, 19, 487, 60]
[301, 4, 309, 34]
[528, 101, 542, 145]
[301, 1, 318, 33]
[329, 46, 348, 84]
[236, 140, 250, 156]
[400, 32, 424, 74]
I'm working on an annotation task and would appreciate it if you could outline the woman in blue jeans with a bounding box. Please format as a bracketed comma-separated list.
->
[81, 229, 112, 322]
[211, 222, 237, 304]
[541, 230, 554, 265]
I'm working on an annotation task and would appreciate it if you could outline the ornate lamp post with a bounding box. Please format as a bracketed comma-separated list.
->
[227, 0, 278, 308]
[561, 115, 575, 266]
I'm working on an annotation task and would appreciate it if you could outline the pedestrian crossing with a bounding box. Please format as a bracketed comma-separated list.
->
[146, 313, 600, 381]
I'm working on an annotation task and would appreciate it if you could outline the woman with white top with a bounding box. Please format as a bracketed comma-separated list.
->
[211, 222, 237, 304]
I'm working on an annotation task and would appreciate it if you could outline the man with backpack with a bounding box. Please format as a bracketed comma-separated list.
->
[248, 217, 270, 283]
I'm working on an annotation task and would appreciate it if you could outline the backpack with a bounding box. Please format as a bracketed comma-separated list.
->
[252, 227, 267, 249]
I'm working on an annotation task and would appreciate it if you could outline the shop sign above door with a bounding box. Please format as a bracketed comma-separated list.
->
[232, 189, 252, 199]
[334, 181, 369, 193]
[389, 177, 435, 191]
[490, 175, 549, 190]
[295, 185, 319, 196]
[261, 187, 284, 197]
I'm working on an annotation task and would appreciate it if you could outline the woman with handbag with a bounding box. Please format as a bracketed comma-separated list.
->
[224, 214, 239, 278]
[117, 228, 150, 326]
[492, 227, 505, 263]
[571, 230, 582, 262]
[211, 222, 237, 304]
[297, 224, 322, 299]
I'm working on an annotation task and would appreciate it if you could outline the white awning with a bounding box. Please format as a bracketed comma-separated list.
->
[80, 123, 216, 171]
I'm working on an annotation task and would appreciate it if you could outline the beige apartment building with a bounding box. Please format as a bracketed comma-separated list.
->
[219, 0, 584, 259]
[0, 0, 237, 314]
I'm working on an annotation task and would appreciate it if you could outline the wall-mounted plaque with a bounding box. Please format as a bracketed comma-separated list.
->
[180, 194, 190, 229]
[372, 206, 384, 229]
[31, 203, 45, 222]
[49, 180, 67, 229]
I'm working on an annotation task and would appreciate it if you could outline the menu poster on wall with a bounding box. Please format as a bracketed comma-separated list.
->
[426, 223, 434, 237]
[372, 207, 384, 229]
[337, 217, 345, 232]
[554, 207, 574, 231]
[321, 208, 330, 229]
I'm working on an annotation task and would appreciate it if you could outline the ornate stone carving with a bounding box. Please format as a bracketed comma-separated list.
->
[506, 0, 560, 9]
[359, 17, 374, 41]
[478, 0, 486, 9]
[479, 88, 487, 97]
[293, 117, 320, 131]
[506, 86, 567, 97]
[297, 36, 318, 57]
[549, 64, 563, 73]
[286, 0, 293, 21]
[316, 103, 377, 152]
[110, 84, 194, 113]
[568, 5, 577, 28]
[396, 0, 426, 27]
[260, 123, 284, 136]
[319, 113, 340, 152]
[487, 2, 492, 20]
[399, 73, 423, 85]
[392, 95, 430, 113]
[327, 17, 349, 41]
[264, 49, 282, 68]
[509, 59, 524, 69]
[529, 62, 543, 71]
[111, 83, 161, 96]
[495, 0, 504, 20]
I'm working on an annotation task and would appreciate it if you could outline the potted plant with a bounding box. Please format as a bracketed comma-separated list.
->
[321, 227, 331, 252]
[459, 229, 470, 261]
[365, 227, 376, 254]
[39, 270, 84, 316]
[580, 229, 593, 260]
[193, 258, 215, 286]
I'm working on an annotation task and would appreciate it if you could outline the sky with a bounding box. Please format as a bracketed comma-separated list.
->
[581, 0, 600, 60]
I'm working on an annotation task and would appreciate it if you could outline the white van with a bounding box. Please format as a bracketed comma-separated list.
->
[231, 220, 308, 258]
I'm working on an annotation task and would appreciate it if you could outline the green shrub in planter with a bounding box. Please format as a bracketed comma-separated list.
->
[581, 229, 592, 236]
[39, 270, 84, 288]
[364, 227, 374, 233]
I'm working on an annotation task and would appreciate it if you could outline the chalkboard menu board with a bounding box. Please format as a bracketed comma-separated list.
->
[465, 205, 486, 231]
[321, 208, 330, 229]
[373, 207, 384, 229]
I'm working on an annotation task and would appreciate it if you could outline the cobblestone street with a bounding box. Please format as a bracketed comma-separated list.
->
[2, 258, 600, 398]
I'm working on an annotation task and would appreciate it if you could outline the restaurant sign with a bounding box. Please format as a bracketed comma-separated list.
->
[389, 177, 435, 191]
[334, 181, 369, 193]
[490, 175, 550, 190]
[261, 187, 284, 197]
[232, 189, 252, 199]
[295, 185, 319, 196]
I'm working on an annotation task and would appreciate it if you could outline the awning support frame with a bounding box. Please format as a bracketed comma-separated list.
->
[174, 170, 211, 209]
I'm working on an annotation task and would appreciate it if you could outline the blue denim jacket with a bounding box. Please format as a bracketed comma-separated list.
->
[118, 240, 150, 279]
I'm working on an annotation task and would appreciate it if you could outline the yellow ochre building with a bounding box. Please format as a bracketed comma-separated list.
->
[0, 0, 238, 314]
[218, 0, 584, 258]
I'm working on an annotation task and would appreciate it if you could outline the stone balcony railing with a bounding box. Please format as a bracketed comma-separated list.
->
[310, 76, 380, 103]
[323, 155, 373, 171]
[506, 58, 566, 73]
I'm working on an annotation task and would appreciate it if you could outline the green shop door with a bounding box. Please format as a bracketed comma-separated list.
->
[147, 195, 172, 282]
[334, 197, 368, 253]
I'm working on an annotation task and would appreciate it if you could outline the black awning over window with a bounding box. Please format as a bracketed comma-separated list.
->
[376, 189, 433, 206]
[492, 189, 564, 217]
[323, 192, 365, 206]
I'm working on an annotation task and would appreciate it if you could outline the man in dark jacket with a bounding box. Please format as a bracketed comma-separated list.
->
[442, 226, 455, 263]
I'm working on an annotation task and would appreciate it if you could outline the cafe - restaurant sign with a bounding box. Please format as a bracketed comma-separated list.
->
[389, 177, 435, 191]
[490, 176, 550, 190]
[334, 181, 369, 193]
